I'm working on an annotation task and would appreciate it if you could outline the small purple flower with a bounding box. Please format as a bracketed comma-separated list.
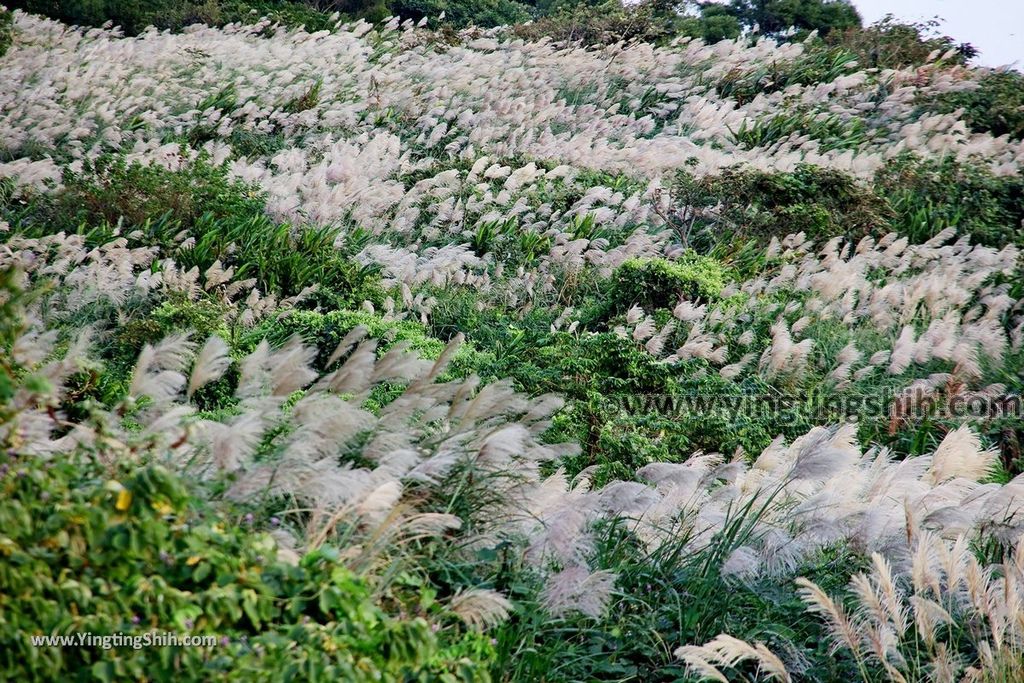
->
[269, 516, 280, 527]
[431, 623, 440, 633]
[490, 638, 497, 647]
[184, 619, 194, 629]
[220, 636, 230, 647]
[244, 513, 254, 526]
[131, 614, 141, 625]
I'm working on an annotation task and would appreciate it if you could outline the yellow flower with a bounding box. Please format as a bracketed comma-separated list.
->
[115, 489, 132, 511]
[151, 500, 174, 515]
[186, 555, 202, 566]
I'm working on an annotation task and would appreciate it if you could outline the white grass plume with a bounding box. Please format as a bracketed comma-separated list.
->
[130, 332, 195, 404]
[449, 589, 513, 631]
[540, 566, 616, 618]
[676, 634, 791, 683]
[928, 425, 997, 485]
[187, 335, 232, 399]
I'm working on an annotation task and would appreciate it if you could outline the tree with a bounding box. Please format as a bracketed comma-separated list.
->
[690, 3, 742, 42]
[723, 0, 860, 37]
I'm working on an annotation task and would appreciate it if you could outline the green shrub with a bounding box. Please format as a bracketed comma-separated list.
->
[8, 153, 264, 230]
[931, 69, 1024, 141]
[4, 155, 385, 309]
[11, 0, 223, 33]
[722, 0, 861, 39]
[0, 453, 456, 682]
[714, 44, 859, 104]
[424, 293, 813, 483]
[150, 298, 232, 339]
[827, 15, 977, 69]
[675, 3, 741, 43]
[7, 0, 336, 34]
[673, 164, 892, 243]
[247, 308, 483, 377]
[45, 295, 237, 416]
[490, 517, 863, 681]
[875, 154, 1024, 246]
[664, 156, 1021, 249]
[610, 255, 726, 312]
[0, 7, 13, 57]
[729, 109, 870, 152]
[511, 0, 677, 46]
[391, 0, 529, 28]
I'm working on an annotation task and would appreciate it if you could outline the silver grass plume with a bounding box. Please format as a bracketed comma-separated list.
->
[187, 335, 232, 399]
[448, 589, 514, 631]
[676, 634, 791, 683]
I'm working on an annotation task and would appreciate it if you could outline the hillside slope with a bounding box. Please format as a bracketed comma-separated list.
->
[2, 9, 1023, 682]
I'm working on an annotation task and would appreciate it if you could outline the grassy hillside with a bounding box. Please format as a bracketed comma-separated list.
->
[2, 5, 1023, 681]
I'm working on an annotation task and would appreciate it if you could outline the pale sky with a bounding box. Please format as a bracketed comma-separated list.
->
[852, 0, 1024, 68]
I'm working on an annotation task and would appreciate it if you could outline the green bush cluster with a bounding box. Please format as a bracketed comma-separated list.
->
[721, 0, 860, 39]
[488, 506, 862, 681]
[729, 109, 870, 152]
[672, 163, 892, 243]
[6, 0, 336, 34]
[247, 307, 487, 378]
[511, 0, 681, 46]
[425, 288, 833, 484]
[826, 15, 977, 69]
[930, 69, 1024, 141]
[12, 153, 265, 229]
[511, 0, 861, 48]
[0, 7, 13, 56]
[8, 0, 871, 46]
[661, 155, 1023, 248]
[875, 153, 1024, 246]
[0, 454, 459, 682]
[714, 44, 860, 104]
[610, 255, 726, 312]
[392, 0, 528, 28]
[4, 154, 385, 310]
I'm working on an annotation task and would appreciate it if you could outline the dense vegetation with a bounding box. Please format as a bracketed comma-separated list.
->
[0, 0, 989, 57]
[2, 3, 1023, 681]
